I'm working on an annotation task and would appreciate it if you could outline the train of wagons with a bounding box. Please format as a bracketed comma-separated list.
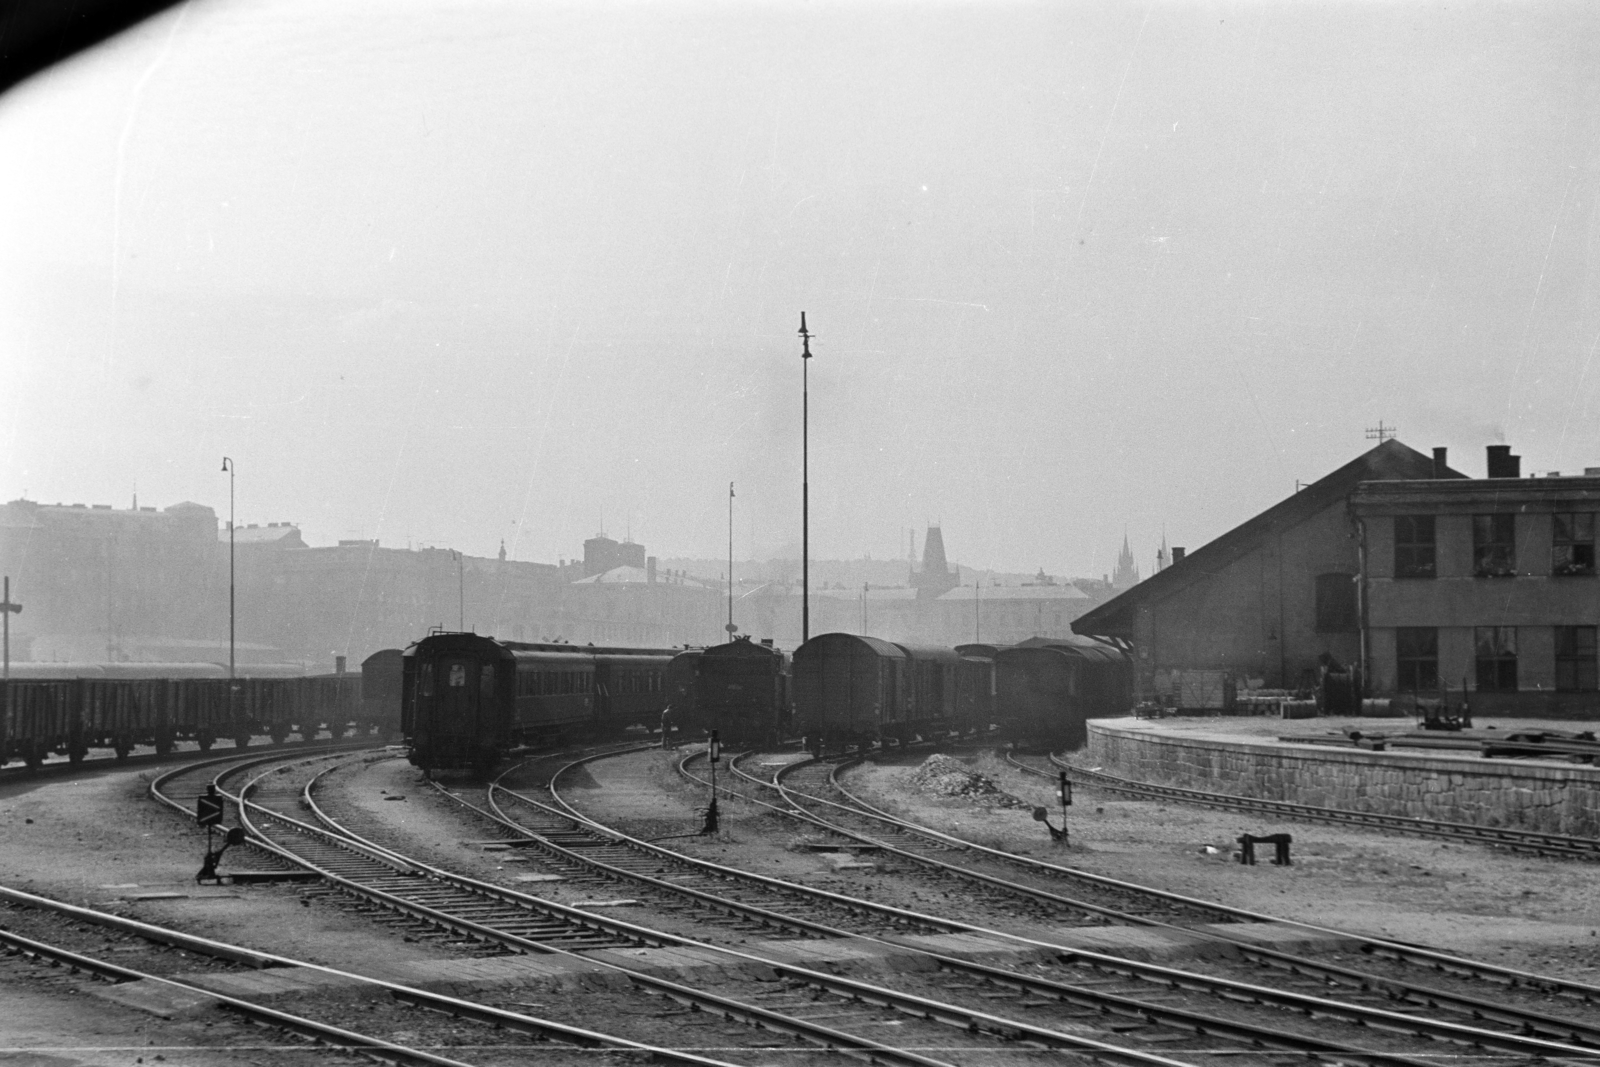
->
[0, 657, 399, 770]
[402, 630, 1132, 772]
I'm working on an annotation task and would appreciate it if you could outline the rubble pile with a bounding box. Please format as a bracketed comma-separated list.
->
[905, 754, 1026, 808]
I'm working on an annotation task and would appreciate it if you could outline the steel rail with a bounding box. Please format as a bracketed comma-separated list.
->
[809, 751, 1600, 1033]
[6, 735, 383, 785]
[723, 750, 1241, 924]
[0, 884, 749, 1067]
[0, 925, 484, 1067]
[1034, 750, 1600, 858]
[457, 784, 1481, 1067]
[282, 752, 1238, 1067]
[144, 744, 1600, 1067]
[240, 755, 970, 1067]
[539, 747, 1600, 1061]
[740, 746, 1600, 1048]
[992, 751, 1600, 1004]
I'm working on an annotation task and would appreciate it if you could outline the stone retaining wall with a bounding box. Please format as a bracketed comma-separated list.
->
[1086, 721, 1600, 837]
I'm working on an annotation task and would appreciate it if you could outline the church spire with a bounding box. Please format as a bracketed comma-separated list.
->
[1112, 529, 1140, 590]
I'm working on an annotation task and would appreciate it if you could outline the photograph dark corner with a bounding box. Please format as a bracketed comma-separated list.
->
[2, 2, 1598, 1064]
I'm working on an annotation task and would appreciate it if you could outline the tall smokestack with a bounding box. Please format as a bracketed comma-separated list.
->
[1432, 447, 1448, 478]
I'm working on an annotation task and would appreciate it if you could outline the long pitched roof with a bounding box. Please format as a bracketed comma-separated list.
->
[1071, 440, 1457, 637]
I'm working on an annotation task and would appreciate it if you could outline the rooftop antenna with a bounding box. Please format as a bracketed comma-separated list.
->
[1364, 420, 1396, 443]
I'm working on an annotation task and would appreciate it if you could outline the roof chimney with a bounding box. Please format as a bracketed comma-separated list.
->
[1171, 547, 1186, 563]
[1432, 447, 1448, 478]
[1486, 444, 1521, 479]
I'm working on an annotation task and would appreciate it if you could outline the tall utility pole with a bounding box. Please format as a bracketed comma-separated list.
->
[221, 458, 235, 687]
[2, 577, 21, 732]
[798, 312, 813, 644]
[726, 483, 736, 638]
[451, 551, 464, 631]
[974, 579, 981, 643]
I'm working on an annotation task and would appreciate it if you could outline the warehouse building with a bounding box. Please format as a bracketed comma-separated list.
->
[1071, 440, 1454, 695]
[1350, 446, 1600, 716]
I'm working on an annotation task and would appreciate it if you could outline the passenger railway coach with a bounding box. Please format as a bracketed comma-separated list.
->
[404, 633, 676, 774]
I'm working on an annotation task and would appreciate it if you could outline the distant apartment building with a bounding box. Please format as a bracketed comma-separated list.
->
[0, 498, 235, 663]
[0, 497, 721, 669]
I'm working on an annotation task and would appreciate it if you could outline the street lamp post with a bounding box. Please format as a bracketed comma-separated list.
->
[798, 312, 813, 643]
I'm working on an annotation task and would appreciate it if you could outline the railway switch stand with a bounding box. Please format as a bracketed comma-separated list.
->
[195, 783, 247, 883]
[1031, 772, 1074, 846]
[1031, 806, 1066, 846]
[701, 731, 721, 835]
[1236, 832, 1292, 866]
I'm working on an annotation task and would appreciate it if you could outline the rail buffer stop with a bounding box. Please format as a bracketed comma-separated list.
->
[1237, 832, 1292, 866]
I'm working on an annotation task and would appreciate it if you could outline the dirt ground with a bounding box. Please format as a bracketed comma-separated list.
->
[0, 751, 459, 1063]
[839, 747, 1600, 977]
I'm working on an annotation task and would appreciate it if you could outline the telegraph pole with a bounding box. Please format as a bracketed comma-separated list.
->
[2, 577, 20, 738]
[221, 458, 235, 719]
[452, 550, 464, 631]
[799, 312, 813, 643]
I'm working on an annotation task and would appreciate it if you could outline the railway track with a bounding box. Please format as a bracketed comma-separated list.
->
[1009, 750, 1600, 860]
[284, 750, 1243, 1067]
[0, 883, 748, 1067]
[518, 746, 1600, 1066]
[0, 733, 384, 786]
[131, 744, 1600, 1067]
[665, 746, 1600, 1053]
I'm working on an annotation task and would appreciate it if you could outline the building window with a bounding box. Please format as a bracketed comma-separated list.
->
[1555, 626, 1598, 691]
[1395, 628, 1438, 691]
[1394, 516, 1436, 578]
[1473, 514, 1515, 577]
[1474, 626, 1518, 691]
[1315, 573, 1358, 633]
[1553, 513, 1595, 577]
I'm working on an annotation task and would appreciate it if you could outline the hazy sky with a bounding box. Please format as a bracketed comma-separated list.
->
[3, 1, 1598, 577]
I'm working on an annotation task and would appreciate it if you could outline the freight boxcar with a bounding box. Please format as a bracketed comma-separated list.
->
[0, 664, 366, 768]
[892, 643, 962, 739]
[792, 633, 908, 751]
[361, 649, 405, 738]
[997, 636, 1132, 749]
[953, 643, 1005, 732]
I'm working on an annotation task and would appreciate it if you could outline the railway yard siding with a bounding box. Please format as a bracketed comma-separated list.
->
[1086, 718, 1600, 836]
